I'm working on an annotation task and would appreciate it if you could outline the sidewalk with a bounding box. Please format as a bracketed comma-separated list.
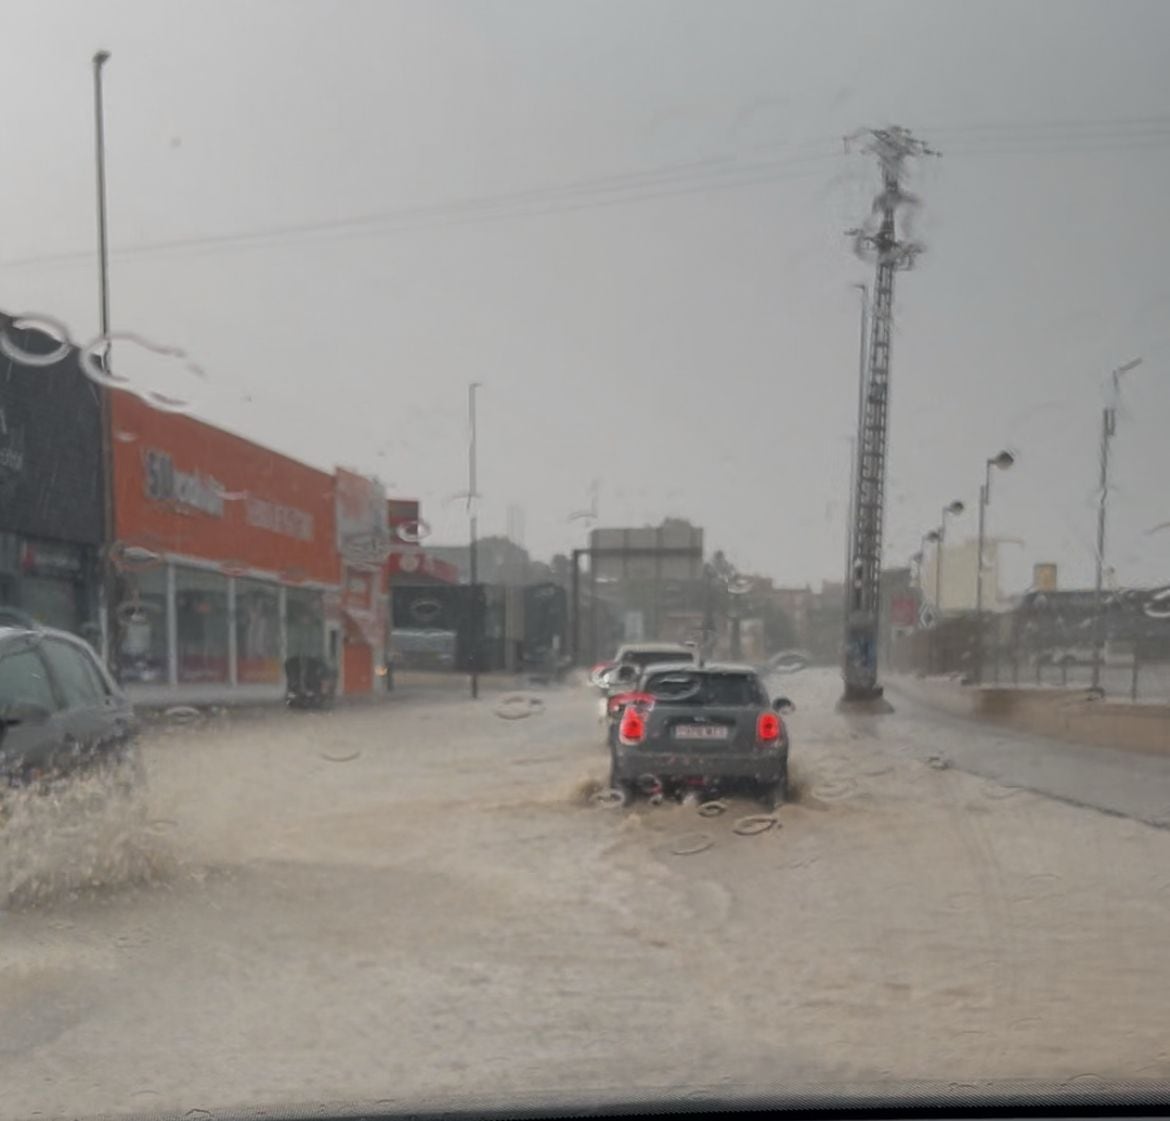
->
[888, 673, 1170, 756]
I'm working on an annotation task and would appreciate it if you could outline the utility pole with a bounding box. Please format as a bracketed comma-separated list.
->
[92, 48, 119, 680]
[974, 450, 1015, 683]
[467, 381, 481, 699]
[841, 127, 938, 704]
[842, 284, 867, 626]
[1092, 358, 1142, 691]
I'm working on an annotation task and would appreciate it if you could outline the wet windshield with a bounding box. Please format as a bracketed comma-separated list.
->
[2, 1, 1169, 1118]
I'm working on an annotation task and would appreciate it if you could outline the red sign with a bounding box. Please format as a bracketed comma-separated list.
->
[890, 595, 917, 629]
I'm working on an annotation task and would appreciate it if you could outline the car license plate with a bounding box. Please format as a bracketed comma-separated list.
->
[674, 724, 729, 741]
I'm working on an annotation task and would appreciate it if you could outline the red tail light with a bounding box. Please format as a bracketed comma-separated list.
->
[756, 712, 781, 745]
[619, 706, 647, 746]
[608, 691, 654, 716]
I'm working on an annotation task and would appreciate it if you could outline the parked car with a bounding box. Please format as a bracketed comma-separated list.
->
[0, 626, 141, 815]
[608, 662, 794, 809]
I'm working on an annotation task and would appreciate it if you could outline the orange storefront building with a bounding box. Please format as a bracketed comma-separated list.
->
[109, 390, 397, 703]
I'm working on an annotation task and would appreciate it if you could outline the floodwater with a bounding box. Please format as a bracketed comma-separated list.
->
[2, 670, 1168, 1118]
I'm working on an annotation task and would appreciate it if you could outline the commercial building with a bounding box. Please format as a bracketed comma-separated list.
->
[110, 389, 348, 703]
[0, 314, 105, 641]
[0, 309, 421, 704]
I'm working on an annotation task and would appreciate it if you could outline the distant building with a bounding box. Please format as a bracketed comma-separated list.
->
[425, 535, 532, 586]
[922, 537, 1004, 615]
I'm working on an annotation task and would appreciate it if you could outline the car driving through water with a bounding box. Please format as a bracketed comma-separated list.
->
[607, 662, 794, 809]
[592, 641, 700, 743]
[0, 625, 142, 822]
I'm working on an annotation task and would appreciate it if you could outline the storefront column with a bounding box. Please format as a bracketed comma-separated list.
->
[166, 562, 178, 687]
[278, 585, 288, 667]
[227, 577, 238, 686]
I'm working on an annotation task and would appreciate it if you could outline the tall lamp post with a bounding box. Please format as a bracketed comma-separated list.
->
[931, 501, 965, 674]
[934, 500, 966, 616]
[1092, 357, 1143, 691]
[974, 450, 1015, 683]
[919, 529, 939, 671]
[467, 381, 482, 699]
[92, 49, 119, 677]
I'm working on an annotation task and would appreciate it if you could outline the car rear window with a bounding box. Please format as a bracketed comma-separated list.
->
[625, 649, 694, 668]
[644, 670, 764, 707]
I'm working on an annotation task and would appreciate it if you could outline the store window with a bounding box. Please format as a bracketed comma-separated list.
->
[286, 587, 325, 661]
[21, 575, 79, 633]
[176, 567, 229, 684]
[236, 578, 282, 684]
[119, 567, 169, 685]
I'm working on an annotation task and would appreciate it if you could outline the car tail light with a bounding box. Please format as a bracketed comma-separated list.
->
[756, 712, 781, 745]
[608, 691, 654, 716]
[619, 706, 647, 746]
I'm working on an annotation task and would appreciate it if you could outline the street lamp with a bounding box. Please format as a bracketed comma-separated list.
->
[92, 49, 119, 679]
[1092, 356, 1143, 691]
[934, 500, 965, 616]
[467, 381, 482, 699]
[974, 450, 1015, 683]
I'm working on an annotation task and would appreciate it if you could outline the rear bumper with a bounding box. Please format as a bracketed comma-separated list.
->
[613, 744, 788, 784]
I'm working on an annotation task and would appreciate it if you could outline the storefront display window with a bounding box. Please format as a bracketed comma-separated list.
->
[236, 578, 282, 684]
[119, 567, 169, 685]
[176, 567, 229, 684]
[286, 587, 325, 660]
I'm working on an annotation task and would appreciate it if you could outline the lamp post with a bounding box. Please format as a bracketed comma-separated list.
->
[930, 502, 964, 675]
[92, 49, 119, 678]
[974, 450, 1015, 683]
[1092, 358, 1142, 692]
[467, 381, 482, 699]
[934, 500, 965, 616]
[919, 530, 939, 672]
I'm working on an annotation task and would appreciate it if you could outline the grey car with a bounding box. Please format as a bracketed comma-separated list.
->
[0, 626, 141, 812]
[608, 662, 793, 809]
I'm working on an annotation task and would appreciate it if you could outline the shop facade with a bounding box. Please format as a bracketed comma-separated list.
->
[0, 314, 105, 641]
[109, 390, 341, 705]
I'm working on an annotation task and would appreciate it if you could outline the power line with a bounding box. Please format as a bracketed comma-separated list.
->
[0, 147, 842, 270]
[3, 115, 1169, 270]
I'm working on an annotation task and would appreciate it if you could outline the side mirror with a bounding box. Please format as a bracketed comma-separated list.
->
[0, 700, 53, 727]
[612, 664, 638, 686]
[772, 697, 795, 715]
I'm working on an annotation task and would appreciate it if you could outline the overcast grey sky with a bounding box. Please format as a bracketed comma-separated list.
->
[2, 0, 1169, 592]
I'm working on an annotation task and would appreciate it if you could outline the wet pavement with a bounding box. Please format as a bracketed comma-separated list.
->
[2, 669, 1168, 1118]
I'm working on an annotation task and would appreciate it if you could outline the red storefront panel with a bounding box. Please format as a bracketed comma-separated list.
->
[111, 391, 338, 584]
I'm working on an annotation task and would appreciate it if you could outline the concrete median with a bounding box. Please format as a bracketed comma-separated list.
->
[889, 675, 1170, 756]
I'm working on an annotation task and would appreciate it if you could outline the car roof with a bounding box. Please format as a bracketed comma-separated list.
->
[641, 661, 760, 676]
[619, 643, 693, 653]
[0, 624, 101, 654]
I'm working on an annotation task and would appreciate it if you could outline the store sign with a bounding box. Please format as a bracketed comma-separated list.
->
[144, 449, 224, 518]
[336, 469, 390, 563]
[245, 496, 314, 542]
[20, 540, 83, 576]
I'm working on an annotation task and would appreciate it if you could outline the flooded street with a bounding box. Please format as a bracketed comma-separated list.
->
[1, 671, 1168, 1118]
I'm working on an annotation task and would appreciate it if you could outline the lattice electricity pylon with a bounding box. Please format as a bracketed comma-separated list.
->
[842, 127, 938, 701]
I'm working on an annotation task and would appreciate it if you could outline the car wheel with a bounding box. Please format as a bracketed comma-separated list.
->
[608, 753, 636, 805]
[759, 765, 788, 810]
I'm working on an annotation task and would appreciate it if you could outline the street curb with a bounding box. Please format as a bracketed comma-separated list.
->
[888, 674, 1170, 756]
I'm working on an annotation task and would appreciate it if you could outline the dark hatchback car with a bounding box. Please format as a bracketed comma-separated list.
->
[609, 663, 793, 809]
[0, 626, 141, 809]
